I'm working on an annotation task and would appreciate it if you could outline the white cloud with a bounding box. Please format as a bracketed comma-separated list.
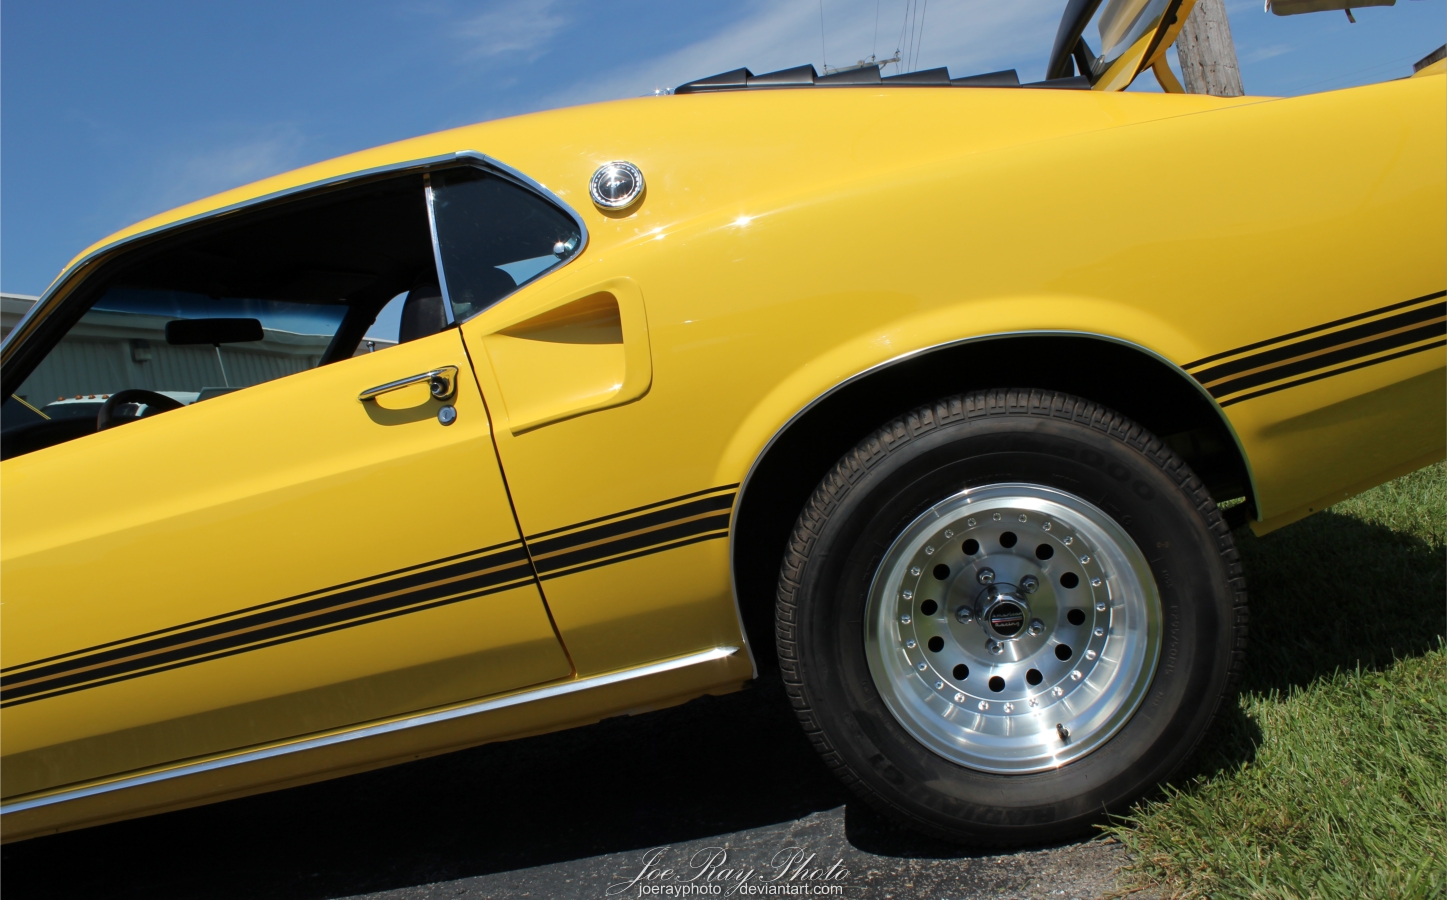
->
[545, 0, 1063, 108]
[120, 124, 311, 225]
[454, 0, 568, 61]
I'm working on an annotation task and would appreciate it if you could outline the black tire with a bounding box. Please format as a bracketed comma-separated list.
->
[775, 388, 1247, 845]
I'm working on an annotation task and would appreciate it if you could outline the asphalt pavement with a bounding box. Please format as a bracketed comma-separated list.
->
[1, 673, 1143, 900]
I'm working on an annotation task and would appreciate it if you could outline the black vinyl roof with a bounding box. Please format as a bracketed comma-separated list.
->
[674, 64, 1089, 95]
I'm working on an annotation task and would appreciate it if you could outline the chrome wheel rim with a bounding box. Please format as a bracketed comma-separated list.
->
[864, 483, 1161, 774]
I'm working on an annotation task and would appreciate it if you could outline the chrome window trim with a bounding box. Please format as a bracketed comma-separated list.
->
[0, 150, 590, 361]
[422, 173, 458, 326]
[728, 330, 1261, 636]
[0, 646, 738, 816]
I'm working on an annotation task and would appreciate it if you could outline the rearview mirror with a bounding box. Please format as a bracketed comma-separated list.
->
[165, 318, 264, 346]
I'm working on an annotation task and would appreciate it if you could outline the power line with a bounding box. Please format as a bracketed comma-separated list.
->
[1294, 50, 1425, 91]
[819, 0, 828, 70]
[873, 0, 881, 61]
[907, 0, 914, 71]
[896, 0, 913, 72]
[913, 0, 928, 71]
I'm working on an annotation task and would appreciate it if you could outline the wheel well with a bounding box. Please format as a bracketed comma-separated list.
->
[730, 334, 1252, 670]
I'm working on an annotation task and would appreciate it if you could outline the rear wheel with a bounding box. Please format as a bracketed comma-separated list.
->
[775, 389, 1247, 845]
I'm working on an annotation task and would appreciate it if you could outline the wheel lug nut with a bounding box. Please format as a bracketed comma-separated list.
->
[955, 605, 974, 623]
[1029, 618, 1045, 635]
[1021, 575, 1039, 593]
[977, 568, 995, 585]
[987, 639, 1003, 654]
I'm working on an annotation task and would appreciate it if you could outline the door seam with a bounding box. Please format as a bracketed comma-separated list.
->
[456, 331, 578, 677]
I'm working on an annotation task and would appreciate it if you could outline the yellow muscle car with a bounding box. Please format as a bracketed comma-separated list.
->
[1, 0, 1442, 845]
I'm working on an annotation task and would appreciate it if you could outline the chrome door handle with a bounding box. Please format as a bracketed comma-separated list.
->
[358, 366, 458, 403]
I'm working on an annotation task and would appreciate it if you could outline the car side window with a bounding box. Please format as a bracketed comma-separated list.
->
[2, 163, 585, 460]
[429, 167, 582, 323]
[13, 290, 348, 420]
[1, 173, 439, 459]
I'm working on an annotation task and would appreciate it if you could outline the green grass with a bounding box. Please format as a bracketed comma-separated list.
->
[1106, 462, 1447, 900]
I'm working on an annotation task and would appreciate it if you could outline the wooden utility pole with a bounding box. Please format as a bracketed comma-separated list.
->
[1175, 0, 1245, 96]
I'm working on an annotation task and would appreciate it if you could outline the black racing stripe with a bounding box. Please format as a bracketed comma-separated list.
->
[2, 484, 747, 704]
[0, 576, 534, 709]
[1, 557, 533, 704]
[533, 511, 733, 575]
[538, 530, 730, 581]
[524, 485, 739, 542]
[1184, 290, 1446, 371]
[1, 545, 530, 701]
[1207, 321, 1446, 398]
[1220, 339, 1447, 407]
[1, 544, 528, 689]
[528, 493, 735, 559]
[0, 539, 523, 676]
[1196, 301, 1446, 386]
[0, 559, 534, 704]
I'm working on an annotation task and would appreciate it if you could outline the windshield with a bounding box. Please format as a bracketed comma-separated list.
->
[1096, 0, 1171, 71]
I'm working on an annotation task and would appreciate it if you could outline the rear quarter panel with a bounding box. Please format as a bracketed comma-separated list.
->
[467, 74, 1442, 526]
[453, 77, 1441, 673]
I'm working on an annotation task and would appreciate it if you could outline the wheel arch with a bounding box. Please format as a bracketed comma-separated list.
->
[729, 332, 1254, 670]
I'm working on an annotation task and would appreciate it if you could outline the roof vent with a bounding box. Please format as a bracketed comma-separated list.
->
[675, 64, 1056, 95]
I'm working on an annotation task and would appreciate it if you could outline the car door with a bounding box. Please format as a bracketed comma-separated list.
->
[427, 165, 749, 682]
[0, 179, 573, 801]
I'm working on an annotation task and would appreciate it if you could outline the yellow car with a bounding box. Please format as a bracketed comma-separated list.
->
[1, 0, 1442, 846]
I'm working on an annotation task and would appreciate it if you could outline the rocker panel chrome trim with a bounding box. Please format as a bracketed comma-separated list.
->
[0, 646, 738, 816]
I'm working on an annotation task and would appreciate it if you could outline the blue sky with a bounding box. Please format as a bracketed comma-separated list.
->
[3, 0, 1443, 299]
